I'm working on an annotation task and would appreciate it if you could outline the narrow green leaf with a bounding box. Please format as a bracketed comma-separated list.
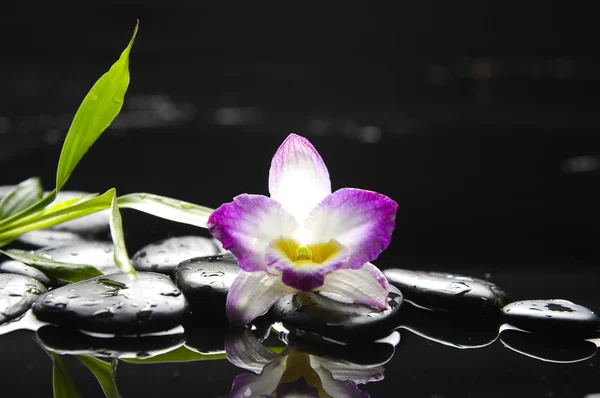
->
[121, 345, 226, 364]
[77, 356, 121, 398]
[0, 190, 57, 231]
[0, 249, 103, 283]
[0, 177, 43, 219]
[0, 190, 112, 239]
[51, 353, 82, 398]
[109, 190, 136, 278]
[56, 22, 139, 191]
[117, 193, 214, 228]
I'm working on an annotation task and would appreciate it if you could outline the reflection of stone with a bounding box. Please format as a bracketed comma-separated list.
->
[225, 327, 389, 397]
[384, 269, 509, 317]
[398, 302, 500, 349]
[499, 328, 597, 363]
[36, 324, 185, 359]
[268, 285, 403, 343]
[183, 321, 229, 355]
[0, 274, 46, 325]
[132, 236, 222, 275]
[502, 299, 599, 337]
[33, 272, 189, 333]
[0, 260, 51, 286]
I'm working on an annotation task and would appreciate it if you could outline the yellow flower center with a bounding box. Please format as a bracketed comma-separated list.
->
[273, 238, 343, 266]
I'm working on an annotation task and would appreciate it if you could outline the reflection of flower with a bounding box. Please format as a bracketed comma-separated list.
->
[208, 134, 398, 325]
[225, 328, 385, 398]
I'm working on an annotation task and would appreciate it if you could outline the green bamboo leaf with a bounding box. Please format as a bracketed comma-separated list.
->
[56, 22, 138, 191]
[117, 193, 214, 228]
[109, 190, 135, 278]
[121, 345, 226, 364]
[0, 177, 43, 219]
[77, 356, 121, 398]
[0, 190, 112, 239]
[51, 353, 82, 398]
[0, 190, 57, 232]
[0, 249, 103, 283]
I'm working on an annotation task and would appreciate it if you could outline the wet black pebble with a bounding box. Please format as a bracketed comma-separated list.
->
[502, 299, 599, 337]
[132, 236, 222, 274]
[32, 272, 189, 333]
[173, 253, 239, 319]
[0, 273, 47, 324]
[499, 328, 597, 363]
[36, 325, 186, 359]
[0, 260, 52, 286]
[269, 285, 404, 342]
[36, 241, 121, 275]
[383, 269, 509, 317]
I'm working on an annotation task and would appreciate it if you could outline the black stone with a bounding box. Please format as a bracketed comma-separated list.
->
[32, 272, 189, 333]
[36, 241, 121, 275]
[174, 253, 240, 319]
[36, 325, 186, 359]
[17, 230, 90, 249]
[269, 285, 404, 342]
[383, 269, 509, 317]
[502, 299, 600, 337]
[0, 260, 51, 286]
[132, 236, 222, 274]
[398, 302, 500, 348]
[499, 329, 597, 363]
[0, 274, 47, 324]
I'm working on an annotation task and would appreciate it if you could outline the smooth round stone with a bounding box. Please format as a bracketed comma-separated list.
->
[383, 269, 509, 317]
[502, 299, 599, 337]
[500, 329, 597, 363]
[0, 274, 47, 324]
[132, 236, 222, 274]
[269, 285, 404, 342]
[36, 325, 186, 359]
[17, 230, 90, 249]
[398, 302, 500, 349]
[0, 260, 51, 286]
[174, 253, 240, 318]
[36, 241, 121, 274]
[32, 272, 189, 333]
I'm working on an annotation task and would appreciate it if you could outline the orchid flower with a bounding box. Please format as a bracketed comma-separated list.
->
[208, 134, 398, 325]
[225, 327, 385, 398]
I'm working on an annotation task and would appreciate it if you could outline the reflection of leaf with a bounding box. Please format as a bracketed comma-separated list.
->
[117, 193, 214, 228]
[122, 345, 226, 364]
[0, 177, 43, 219]
[51, 352, 82, 398]
[77, 356, 121, 398]
[0, 249, 103, 283]
[56, 22, 138, 191]
[109, 192, 135, 279]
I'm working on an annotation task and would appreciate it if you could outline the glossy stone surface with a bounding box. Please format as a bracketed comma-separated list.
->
[384, 269, 509, 317]
[132, 236, 222, 274]
[17, 230, 90, 249]
[36, 325, 186, 359]
[499, 328, 597, 363]
[0, 260, 51, 286]
[398, 302, 500, 348]
[502, 299, 600, 337]
[32, 272, 189, 333]
[269, 285, 404, 342]
[174, 253, 239, 318]
[0, 274, 47, 324]
[36, 241, 121, 275]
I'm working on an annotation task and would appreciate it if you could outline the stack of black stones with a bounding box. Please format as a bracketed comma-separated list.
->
[1, 196, 599, 365]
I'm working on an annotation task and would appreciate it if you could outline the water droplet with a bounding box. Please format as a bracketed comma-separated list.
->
[80, 299, 104, 307]
[160, 290, 182, 297]
[93, 308, 114, 318]
[67, 294, 80, 299]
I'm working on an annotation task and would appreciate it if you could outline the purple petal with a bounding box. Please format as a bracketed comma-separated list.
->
[268, 134, 331, 223]
[264, 239, 349, 291]
[207, 194, 298, 272]
[316, 263, 389, 308]
[304, 188, 398, 270]
[226, 270, 296, 325]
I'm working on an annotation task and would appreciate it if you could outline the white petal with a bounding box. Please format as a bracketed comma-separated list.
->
[309, 359, 371, 398]
[226, 270, 297, 325]
[268, 134, 331, 224]
[316, 263, 389, 308]
[310, 356, 385, 384]
[225, 327, 285, 373]
[228, 360, 287, 398]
